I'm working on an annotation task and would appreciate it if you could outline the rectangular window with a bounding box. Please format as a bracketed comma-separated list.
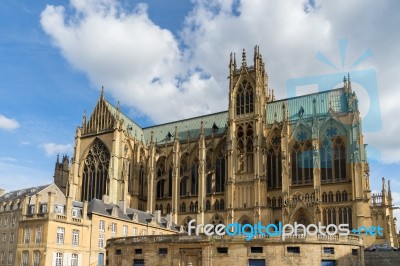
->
[115, 249, 122, 255]
[251, 247, 263, 253]
[135, 249, 142, 255]
[72, 230, 79, 246]
[133, 227, 138, 236]
[159, 248, 168, 255]
[323, 247, 334, 254]
[352, 249, 358, 256]
[9, 233, 14, 244]
[217, 247, 228, 254]
[55, 204, 64, 214]
[141, 229, 147, 236]
[41, 204, 48, 213]
[24, 227, 31, 244]
[7, 251, 13, 264]
[98, 234, 104, 248]
[33, 252, 40, 266]
[72, 209, 79, 218]
[123, 225, 128, 236]
[22, 252, 29, 266]
[11, 217, 16, 227]
[55, 252, 63, 266]
[36, 226, 42, 243]
[133, 259, 145, 266]
[99, 220, 105, 232]
[287, 246, 300, 254]
[29, 205, 36, 214]
[71, 254, 78, 266]
[57, 227, 65, 244]
[111, 223, 117, 235]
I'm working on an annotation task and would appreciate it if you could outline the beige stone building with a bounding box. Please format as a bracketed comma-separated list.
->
[54, 47, 397, 250]
[0, 183, 63, 266]
[12, 185, 179, 266]
[106, 234, 364, 266]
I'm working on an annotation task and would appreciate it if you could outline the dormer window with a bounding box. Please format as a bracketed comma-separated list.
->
[236, 80, 254, 116]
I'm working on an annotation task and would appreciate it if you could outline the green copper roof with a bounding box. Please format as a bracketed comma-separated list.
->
[266, 88, 349, 124]
[104, 100, 144, 137]
[143, 111, 228, 144]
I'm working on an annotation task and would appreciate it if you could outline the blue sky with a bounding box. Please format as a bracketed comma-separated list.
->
[0, 0, 399, 219]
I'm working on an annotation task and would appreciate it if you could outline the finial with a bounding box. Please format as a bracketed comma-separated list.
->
[388, 179, 391, 196]
[174, 126, 178, 140]
[82, 110, 87, 127]
[117, 101, 120, 112]
[150, 131, 154, 143]
[347, 73, 351, 90]
[101, 85, 104, 99]
[242, 49, 247, 68]
[56, 154, 60, 163]
[382, 177, 386, 193]
[233, 52, 236, 66]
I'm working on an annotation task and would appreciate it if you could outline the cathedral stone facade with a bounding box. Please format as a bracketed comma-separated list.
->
[56, 46, 397, 248]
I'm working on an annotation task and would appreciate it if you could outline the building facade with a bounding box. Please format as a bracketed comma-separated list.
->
[55, 46, 397, 248]
[0, 183, 65, 266]
[13, 186, 178, 266]
[106, 233, 364, 266]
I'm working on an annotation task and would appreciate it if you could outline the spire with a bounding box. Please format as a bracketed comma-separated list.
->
[382, 177, 387, 193]
[82, 110, 86, 128]
[348, 73, 352, 91]
[101, 85, 104, 99]
[242, 49, 247, 68]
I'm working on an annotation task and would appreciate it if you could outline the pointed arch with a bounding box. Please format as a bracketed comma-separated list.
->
[236, 79, 254, 116]
[290, 207, 314, 226]
[267, 128, 282, 189]
[81, 138, 110, 201]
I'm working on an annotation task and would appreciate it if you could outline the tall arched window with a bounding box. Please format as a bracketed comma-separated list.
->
[236, 80, 254, 115]
[215, 153, 226, 192]
[138, 164, 145, 199]
[237, 124, 254, 173]
[156, 180, 165, 199]
[180, 177, 188, 196]
[168, 166, 173, 197]
[291, 140, 313, 186]
[267, 129, 282, 189]
[321, 125, 347, 183]
[81, 139, 110, 201]
[191, 159, 199, 196]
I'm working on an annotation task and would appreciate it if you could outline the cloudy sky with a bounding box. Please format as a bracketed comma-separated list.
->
[0, 0, 399, 219]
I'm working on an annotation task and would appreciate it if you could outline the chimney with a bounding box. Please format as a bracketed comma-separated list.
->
[102, 194, 109, 204]
[154, 210, 162, 224]
[118, 200, 126, 214]
[82, 201, 88, 220]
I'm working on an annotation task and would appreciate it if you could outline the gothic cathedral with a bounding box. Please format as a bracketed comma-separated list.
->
[55, 46, 397, 247]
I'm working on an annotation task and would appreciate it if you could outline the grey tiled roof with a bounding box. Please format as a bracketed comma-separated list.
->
[87, 199, 179, 231]
[0, 184, 52, 202]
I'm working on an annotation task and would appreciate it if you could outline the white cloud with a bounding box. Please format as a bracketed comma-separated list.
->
[0, 114, 20, 130]
[40, 0, 400, 162]
[0, 157, 17, 162]
[40, 143, 73, 157]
